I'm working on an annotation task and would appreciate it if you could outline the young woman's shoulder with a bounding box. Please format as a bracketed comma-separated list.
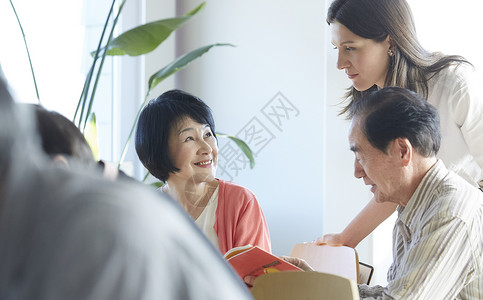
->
[428, 63, 477, 98]
[432, 63, 474, 84]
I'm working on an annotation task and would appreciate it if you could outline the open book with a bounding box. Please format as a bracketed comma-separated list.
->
[224, 245, 302, 280]
[289, 243, 373, 285]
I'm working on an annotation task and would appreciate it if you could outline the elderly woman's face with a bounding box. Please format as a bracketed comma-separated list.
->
[167, 117, 218, 184]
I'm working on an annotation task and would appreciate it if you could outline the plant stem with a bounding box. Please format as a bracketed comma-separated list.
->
[74, 66, 93, 126]
[118, 89, 152, 166]
[83, 0, 127, 132]
[142, 171, 150, 182]
[74, 0, 118, 127]
[9, 0, 40, 104]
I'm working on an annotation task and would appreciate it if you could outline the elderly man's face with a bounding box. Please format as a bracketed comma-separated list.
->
[348, 118, 403, 204]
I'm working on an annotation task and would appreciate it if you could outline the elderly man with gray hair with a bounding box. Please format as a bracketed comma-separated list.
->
[348, 87, 483, 299]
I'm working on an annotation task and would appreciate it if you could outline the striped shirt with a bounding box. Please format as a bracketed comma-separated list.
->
[359, 160, 483, 299]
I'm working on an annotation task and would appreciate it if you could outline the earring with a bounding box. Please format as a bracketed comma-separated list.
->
[388, 49, 394, 56]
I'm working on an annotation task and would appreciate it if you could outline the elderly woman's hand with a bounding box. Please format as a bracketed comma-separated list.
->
[244, 275, 256, 288]
[243, 256, 314, 288]
[280, 256, 314, 271]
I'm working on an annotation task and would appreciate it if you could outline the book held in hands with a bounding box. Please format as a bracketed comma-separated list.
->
[224, 245, 302, 280]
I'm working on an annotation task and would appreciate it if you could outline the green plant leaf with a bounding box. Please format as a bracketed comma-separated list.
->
[143, 170, 164, 187]
[95, 2, 206, 57]
[84, 112, 100, 160]
[150, 181, 164, 188]
[148, 43, 234, 91]
[216, 133, 255, 169]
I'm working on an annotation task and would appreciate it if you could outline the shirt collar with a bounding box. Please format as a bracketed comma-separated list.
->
[397, 160, 449, 228]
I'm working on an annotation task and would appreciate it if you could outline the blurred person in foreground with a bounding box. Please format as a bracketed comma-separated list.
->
[0, 78, 252, 299]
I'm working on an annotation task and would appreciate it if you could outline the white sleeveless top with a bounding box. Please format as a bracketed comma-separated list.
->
[195, 186, 220, 249]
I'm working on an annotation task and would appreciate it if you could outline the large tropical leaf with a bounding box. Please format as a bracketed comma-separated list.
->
[148, 43, 234, 91]
[93, 2, 205, 57]
[216, 133, 255, 169]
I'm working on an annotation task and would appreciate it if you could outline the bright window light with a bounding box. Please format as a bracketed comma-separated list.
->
[0, 0, 85, 119]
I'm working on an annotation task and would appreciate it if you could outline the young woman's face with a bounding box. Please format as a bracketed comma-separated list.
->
[330, 22, 391, 91]
[167, 117, 218, 184]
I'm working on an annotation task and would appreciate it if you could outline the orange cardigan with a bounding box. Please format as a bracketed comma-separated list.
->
[215, 179, 272, 255]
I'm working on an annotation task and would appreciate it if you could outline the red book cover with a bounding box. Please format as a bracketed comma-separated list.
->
[224, 245, 302, 279]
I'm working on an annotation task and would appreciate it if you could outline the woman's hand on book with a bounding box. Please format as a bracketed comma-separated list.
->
[243, 275, 256, 288]
[280, 256, 313, 271]
[242, 255, 312, 288]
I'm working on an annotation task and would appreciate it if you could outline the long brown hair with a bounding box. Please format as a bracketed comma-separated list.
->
[327, 0, 471, 116]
